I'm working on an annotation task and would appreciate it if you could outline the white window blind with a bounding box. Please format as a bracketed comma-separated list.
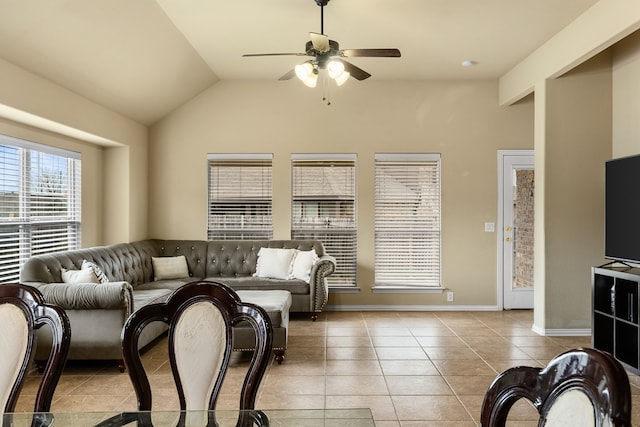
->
[0, 135, 81, 283]
[374, 154, 441, 287]
[207, 154, 273, 240]
[292, 154, 357, 287]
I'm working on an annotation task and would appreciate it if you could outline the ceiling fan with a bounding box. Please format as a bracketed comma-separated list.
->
[242, 0, 401, 87]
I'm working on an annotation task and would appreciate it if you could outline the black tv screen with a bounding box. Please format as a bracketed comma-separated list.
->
[605, 154, 640, 264]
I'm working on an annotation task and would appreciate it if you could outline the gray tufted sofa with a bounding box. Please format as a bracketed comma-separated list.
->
[19, 239, 335, 370]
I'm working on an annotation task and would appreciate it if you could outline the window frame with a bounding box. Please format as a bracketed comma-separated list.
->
[207, 153, 273, 240]
[0, 134, 82, 283]
[373, 153, 443, 293]
[291, 153, 358, 288]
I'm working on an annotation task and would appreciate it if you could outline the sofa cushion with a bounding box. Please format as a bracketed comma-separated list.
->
[207, 276, 309, 295]
[152, 255, 189, 281]
[81, 260, 109, 283]
[61, 267, 100, 284]
[291, 249, 318, 283]
[135, 278, 197, 292]
[253, 248, 296, 280]
[133, 289, 173, 310]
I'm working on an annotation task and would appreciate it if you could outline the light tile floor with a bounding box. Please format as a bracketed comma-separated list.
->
[16, 310, 640, 426]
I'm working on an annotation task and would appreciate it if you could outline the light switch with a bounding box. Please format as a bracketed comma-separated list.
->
[484, 222, 495, 232]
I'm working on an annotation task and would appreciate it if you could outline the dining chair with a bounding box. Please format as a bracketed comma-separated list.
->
[0, 283, 71, 413]
[480, 347, 632, 426]
[123, 280, 273, 413]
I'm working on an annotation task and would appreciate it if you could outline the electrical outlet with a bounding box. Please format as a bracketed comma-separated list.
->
[446, 291, 454, 302]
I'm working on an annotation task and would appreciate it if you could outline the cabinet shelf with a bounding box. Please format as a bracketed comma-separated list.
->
[592, 266, 640, 373]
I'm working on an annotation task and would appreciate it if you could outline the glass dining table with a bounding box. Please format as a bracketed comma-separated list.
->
[3, 408, 375, 427]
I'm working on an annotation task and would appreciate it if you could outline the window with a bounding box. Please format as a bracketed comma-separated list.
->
[292, 154, 357, 287]
[374, 153, 441, 288]
[207, 154, 273, 240]
[0, 135, 81, 283]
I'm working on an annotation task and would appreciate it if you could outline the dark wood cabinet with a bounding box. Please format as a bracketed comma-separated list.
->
[592, 266, 640, 373]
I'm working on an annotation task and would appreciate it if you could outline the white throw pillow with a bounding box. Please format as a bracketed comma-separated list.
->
[152, 255, 190, 281]
[61, 266, 100, 284]
[81, 260, 109, 283]
[291, 249, 318, 283]
[253, 248, 296, 280]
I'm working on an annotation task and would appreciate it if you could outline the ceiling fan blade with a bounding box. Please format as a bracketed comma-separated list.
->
[340, 60, 371, 81]
[242, 52, 308, 57]
[278, 69, 296, 81]
[310, 32, 330, 52]
[341, 48, 401, 58]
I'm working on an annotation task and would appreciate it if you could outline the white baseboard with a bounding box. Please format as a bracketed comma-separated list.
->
[325, 304, 500, 312]
[532, 324, 591, 336]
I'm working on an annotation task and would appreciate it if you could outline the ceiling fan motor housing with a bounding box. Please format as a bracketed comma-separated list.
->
[305, 39, 339, 69]
[305, 39, 339, 55]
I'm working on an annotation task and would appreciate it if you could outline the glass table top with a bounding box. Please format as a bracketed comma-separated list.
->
[3, 408, 375, 427]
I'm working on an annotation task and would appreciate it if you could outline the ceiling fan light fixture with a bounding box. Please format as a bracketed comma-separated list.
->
[327, 60, 344, 78]
[328, 60, 350, 85]
[334, 71, 350, 86]
[295, 62, 318, 87]
[303, 73, 318, 88]
[295, 62, 313, 80]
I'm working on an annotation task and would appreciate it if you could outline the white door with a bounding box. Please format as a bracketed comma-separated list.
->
[499, 150, 534, 309]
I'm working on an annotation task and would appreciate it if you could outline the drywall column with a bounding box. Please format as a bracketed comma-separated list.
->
[534, 54, 612, 333]
[103, 141, 149, 244]
[533, 79, 547, 332]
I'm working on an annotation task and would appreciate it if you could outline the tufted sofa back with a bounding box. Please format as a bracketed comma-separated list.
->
[204, 240, 326, 279]
[146, 240, 209, 279]
[20, 242, 154, 285]
[20, 239, 326, 287]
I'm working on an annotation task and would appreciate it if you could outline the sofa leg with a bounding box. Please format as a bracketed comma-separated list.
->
[274, 350, 285, 365]
[117, 359, 126, 373]
[311, 313, 318, 321]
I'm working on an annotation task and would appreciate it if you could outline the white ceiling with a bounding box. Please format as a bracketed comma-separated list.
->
[0, 0, 600, 125]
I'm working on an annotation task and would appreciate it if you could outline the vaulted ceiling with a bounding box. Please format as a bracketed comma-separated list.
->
[0, 0, 600, 125]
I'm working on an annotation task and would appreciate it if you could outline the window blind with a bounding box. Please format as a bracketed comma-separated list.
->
[207, 154, 273, 240]
[374, 154, 441, 287]
[0, 136, 81, 283]
[292, 154, 357, 287]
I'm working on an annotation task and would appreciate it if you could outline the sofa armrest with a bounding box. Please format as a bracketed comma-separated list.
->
[31, 282, 134, 317]
[309, 255, 336, 312]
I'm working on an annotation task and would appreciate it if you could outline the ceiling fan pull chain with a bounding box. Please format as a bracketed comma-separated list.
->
[322, 73, 332, 106]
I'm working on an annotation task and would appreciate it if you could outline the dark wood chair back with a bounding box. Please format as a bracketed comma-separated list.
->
[122, 280, 273, 412]
[480, 347, 632, 426]
[0, 283, 70, 413]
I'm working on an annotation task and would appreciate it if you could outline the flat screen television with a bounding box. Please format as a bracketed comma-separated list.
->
[605, 154, 640, 264]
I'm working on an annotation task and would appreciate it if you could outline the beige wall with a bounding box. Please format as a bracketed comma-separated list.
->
[149, 79, 534, 307]
[0, 57, 149, 244]
[613, 31, 640, 157]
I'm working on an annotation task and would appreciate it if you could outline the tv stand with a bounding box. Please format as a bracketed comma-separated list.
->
[592, 266, 640, 374]
[598, 260, 634, 269]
